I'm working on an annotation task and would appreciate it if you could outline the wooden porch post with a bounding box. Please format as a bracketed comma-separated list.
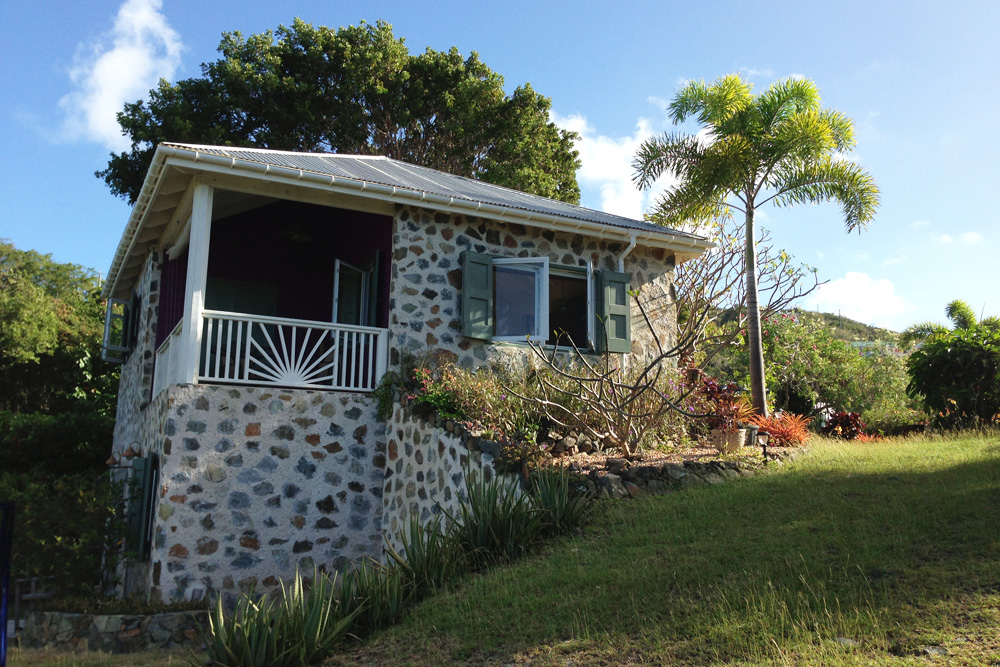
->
[180, 182, 213, 384]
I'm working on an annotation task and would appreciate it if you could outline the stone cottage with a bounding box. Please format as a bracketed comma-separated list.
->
[101, 142, 711, 603]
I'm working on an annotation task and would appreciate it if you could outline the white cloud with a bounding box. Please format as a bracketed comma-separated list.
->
[59, 0, 183, 150]
[739, 67, 774, 79]
[881, 255, 907, 267]
[804, 272, 909, 328]
[960, 231, 983, 244]
[553, 112, 679, 220]
[909, 220, 930, 229]
[937, 234, 954, 244]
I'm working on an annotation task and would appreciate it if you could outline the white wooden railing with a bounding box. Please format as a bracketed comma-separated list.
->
[198, 311, 388, 392]
[153, 320, 185, 397]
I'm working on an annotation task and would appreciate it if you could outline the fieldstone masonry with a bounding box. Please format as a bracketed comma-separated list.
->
[388, 205, 678, 370]
[381, 390, 505, 553]
[140, 384, 386, 605]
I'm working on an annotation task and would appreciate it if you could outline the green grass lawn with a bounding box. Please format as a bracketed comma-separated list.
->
[9, 434, 1000, 666]
[327, 434, 1000, 666]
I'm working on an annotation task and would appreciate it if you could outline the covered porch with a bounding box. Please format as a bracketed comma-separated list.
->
[151, 185, 392, 396]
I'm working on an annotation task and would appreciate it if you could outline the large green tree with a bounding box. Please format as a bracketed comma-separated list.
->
[632, 74, 879, 416]
[98, 19, 581, 205]
[0, 240, 115, 415]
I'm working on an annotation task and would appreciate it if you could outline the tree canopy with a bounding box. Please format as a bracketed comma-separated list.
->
[98, 19, 581, 205]
[0, 240, 115, 415]
[632, 74, 879, 416]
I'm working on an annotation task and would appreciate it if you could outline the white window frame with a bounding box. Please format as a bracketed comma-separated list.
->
[493, 257, 549, 342]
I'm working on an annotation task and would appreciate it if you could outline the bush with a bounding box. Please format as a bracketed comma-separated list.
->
[821, 411, 866, 440]
[0, 468, 124, 594]
[0, 410, 114, 474]
[529, 467, 592, 535]
[444, 470, 544, 566]
[907, 326, 1000, 428]
[748, 413, 811, 447]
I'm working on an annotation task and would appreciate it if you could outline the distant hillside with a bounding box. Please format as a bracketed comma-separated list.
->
[787, 308, 898, 343]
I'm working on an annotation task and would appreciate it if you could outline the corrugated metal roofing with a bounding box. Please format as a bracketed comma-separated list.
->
[164, 143, 702, 241]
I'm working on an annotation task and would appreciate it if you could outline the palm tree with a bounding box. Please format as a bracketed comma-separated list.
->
[632, 74, 879, 416]
[900, 299, 1000, 348]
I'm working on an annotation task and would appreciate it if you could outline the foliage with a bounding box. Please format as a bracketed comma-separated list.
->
[203, 592, 299, 667]
[444, 470, 544, 567]
[371, 371, 400, 421]
[697, 377, 753, 431]
[0, 410, 114, 475]
[384, 515, 458, 597]
[37, 595, 206, 615]
[407, 367, 463, 420]
[341, 560, 409, 634]
[99, 19, 580, 206]
[907, 325, 1000, 428]
[0, 469, 126, 595]
[820, 411, 866, 440]
[528, 467, 592, 535]
[633, 73, 879, 416]
[278, 570, 357, 664]
[900, 298, 1000, 348]
[0, 240, 117, 416]
[748, 412, 811, 447]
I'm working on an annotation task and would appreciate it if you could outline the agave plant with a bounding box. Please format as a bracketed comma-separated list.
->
[529, 466, 592, 535]
[279, 569, 357, 664]
[200, 592, 299, 667]
[385, 514, 459, 596]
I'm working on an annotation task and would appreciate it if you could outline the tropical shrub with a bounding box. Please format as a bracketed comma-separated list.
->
[529, 466, 592, 535]
[444, 470, 544, 566]
[748, 412, 811, 447]
[907, 326, 1000, 428]
[821, 411, 866, 440]
[0, 469, 125, 594]
[698, 377, 753, 431]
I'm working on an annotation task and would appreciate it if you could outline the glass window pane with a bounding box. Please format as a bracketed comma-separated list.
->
[494, 265, 537, 337]
[548, 273, 588, 347]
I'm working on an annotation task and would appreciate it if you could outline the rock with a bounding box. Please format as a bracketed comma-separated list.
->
[577, 439, 594, 454]
[919, 646, 948, 656]
[624, 481, 642, 497]
[606, 458, 630, 474]
[550, 439, 567, 454]
[834, 637, 859, 647]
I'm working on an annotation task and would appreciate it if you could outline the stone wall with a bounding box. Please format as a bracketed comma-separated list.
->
[20, 610, 206, 653]
[381, 392, 503, 553]
[387, 205, 678, 371]
[111, 250, 161, 459]
[137, 384, 386, 604]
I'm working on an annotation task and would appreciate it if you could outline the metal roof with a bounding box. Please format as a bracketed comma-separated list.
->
[163, 143, 703, 241]
[103, 142, 712, 299]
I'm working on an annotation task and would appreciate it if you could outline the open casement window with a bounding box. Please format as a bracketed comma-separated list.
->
[461, 250, 630, 352]
[125, 454, 158, 562]
[333, 252, 379, 327]
[101, 291, 141, 363]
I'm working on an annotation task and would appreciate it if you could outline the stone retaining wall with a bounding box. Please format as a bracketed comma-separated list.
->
[20, 610, 206, 653]
[381, 390, 508, 553]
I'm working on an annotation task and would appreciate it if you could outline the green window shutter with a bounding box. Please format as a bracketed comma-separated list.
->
[462, 250, 494, 339]
[125, 455, 157, 561]
[597, 270, 632, 354]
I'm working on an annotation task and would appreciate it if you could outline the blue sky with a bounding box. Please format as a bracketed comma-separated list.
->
[2, 0, 998, 331]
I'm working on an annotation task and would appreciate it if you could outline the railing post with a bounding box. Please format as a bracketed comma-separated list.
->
[1, 501, 15, 666]
[180, 183, 213, 384]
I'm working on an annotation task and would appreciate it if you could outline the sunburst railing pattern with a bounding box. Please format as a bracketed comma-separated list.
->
[198, 310, 388, 392]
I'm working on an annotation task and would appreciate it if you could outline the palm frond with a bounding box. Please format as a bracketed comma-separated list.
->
[945, 299, 977, 330]
[631, 132, 705, 189]
[768, 157, 879, 231]
[669, 74, 753, 126]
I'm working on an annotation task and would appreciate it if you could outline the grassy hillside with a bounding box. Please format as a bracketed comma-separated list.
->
[327, 434, 1000, 666]
[789, 308, 899, 342]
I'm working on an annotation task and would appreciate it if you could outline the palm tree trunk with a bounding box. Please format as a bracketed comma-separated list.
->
[744, 206, 769, 417]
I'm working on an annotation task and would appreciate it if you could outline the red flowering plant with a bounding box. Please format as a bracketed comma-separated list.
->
[698, 378, 754, 432]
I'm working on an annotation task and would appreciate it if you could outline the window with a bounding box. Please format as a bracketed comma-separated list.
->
[101, 291, 141, 364]
[462, 250, 632, 353]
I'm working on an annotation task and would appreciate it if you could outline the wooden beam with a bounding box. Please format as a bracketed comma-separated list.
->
[197, 171, 395, 217]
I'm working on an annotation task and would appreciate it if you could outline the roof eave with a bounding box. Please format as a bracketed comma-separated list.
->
[103, 145, 714, 297]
